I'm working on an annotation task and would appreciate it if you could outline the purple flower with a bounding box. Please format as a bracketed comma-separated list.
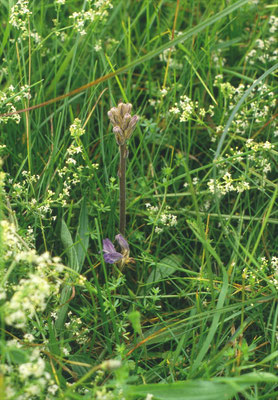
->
[102, 235, 130, 264]
[115, 234, 129, 252]
[102, 239, 123, 264]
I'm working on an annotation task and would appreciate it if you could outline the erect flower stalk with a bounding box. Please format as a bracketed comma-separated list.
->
[108, 103, 139, 236]
[119, 143, 127, 234]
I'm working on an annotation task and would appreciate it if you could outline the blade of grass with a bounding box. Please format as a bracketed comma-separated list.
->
[190, 267, 228, 374]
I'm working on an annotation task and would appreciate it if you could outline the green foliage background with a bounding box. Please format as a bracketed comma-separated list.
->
[0, 0, 277, 399]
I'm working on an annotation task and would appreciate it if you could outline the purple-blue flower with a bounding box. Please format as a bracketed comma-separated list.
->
[102, 239, 123, 264]
[102, 235, 130, 264]
[115, 234, 129, 251]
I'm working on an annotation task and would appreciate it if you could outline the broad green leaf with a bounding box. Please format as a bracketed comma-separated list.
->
[68, 355, 93, 378]
[216, 372, 278, 385]
[124, 373, 278, 400]
[124, 380, 244, 400]
[56, 219, 80, 331]
[146, 254, 182, 287]
[3, 346, 28, 364]
[55, 285, 72, 332]
[60, 218, 79, 272]
[75, 197, 89, 270]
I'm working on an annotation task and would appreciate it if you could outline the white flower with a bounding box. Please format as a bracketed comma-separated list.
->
[94, 40, 102, 52]
[169, 106, 180, 114]
[24, 333, 35, 342]
[48, 384, 59, 395]
[160, 88, 168, 97]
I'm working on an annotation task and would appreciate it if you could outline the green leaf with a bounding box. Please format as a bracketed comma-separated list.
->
[55, 285, 72, 332]
[124, 373, 278, 400]
[4, 346, 28, 364]
[216, 372, 278, 384]
[56, 219, 80, 331]
[75, 197, 89, 270]
[68, 355, 93, 378]
[191, 268, 228, 373]
[124, 380, 243, 400]
[146, 254, 182, 288]
[60, 218, 79, 271]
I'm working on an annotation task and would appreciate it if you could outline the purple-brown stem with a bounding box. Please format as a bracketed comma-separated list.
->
[119, 143, 127, 235]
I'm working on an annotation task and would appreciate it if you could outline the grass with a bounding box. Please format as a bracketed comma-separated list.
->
[0, 0, 278, 399]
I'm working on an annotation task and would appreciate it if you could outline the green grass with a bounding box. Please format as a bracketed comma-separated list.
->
[0, 0, 278, 399]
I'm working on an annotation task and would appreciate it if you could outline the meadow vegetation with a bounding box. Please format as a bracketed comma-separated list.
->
[0, 0, 278, 399]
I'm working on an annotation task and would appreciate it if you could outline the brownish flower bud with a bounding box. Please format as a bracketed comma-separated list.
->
[118, 102, 132, 117]
[108, 103, 139, 144]
[122, 113, 131, 131]
[125, 115, 139, 139]
[113, 126, 125, 145]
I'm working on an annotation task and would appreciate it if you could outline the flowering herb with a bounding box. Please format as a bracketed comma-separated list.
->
[102, 234, 130, 266]
[107, 103, 139, 236]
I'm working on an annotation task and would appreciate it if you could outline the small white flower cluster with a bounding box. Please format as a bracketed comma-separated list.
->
[8, 170, 57, 220]
[158, 31, 184, 69]
[245, 139, 274, 182]
[160, 87, 170, 97]
[4, 251, 65, 328]
[69, 118, 85, 138]
[246, 139, 274, 152]
[211, 76, 276, 140]
[56, 118, 98, 204]
[1, 344, 59, 399]
[5, 119, 98, 224]
[159, 47, 183, 70]
[246, 15, 278, 65]
[269, 15, 278, 33]
[270, 256, 278, 288]
[145, 203, 177, 234]
[64, 311, 90, 345]
[5, 274, 50, 328]
[210, 39, 227, 68]
[0, 220, 24, 260]
[95, 387, 116, 400]
[214, 76, 235, 99]
[243, 256, 278, 290]
[9, 0, 32, 39]
[169, 95, 200, 122]
[0, 84, 32, 124]
[69, 0, 113, 36]
[94, 39, 102, 52]
[208, 133, 275, 197]
[208, 172, 250, 196]
[0, 85, 31, 125]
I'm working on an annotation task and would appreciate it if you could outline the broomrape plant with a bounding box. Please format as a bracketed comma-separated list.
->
[102, 103, 138, 268]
